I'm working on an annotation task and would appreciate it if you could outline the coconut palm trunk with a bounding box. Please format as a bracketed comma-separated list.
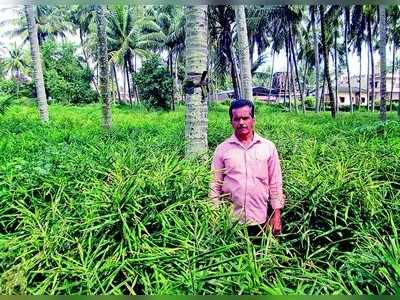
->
[25, 2, 48, 123]
[230, 44, 242, 99]
[79, 26, 99, 94]
[285, 39, 291, 109]
[112, 63, 121, 104]
[367, 49, 370, 110]
[289, 45, 297, 113]
[184, 5, 208, 157]
[312, 5, 320, 113]
[334, 34, 338, 112]
[321, 74, 326, 110]
[390, 43, 395, 110]
[379, 5, 387, 122]
[345, 7, 353, 112]
[172, 52, 178, 110]
[234, 5, 253, 102]
[359, 49, 362, 109]
[289, 25, 305, 113]
[368, 18, 376, 111]
[398, 63, 400, 118]
[125, 59, 132, 107]
[168, 51, 175, 110]
[287, 58, 292, 110]
[319, 5, 336, 118]
[96, 5, 112, 129]
[123, 64, 126, 102]
[268, 49, 275, 101]
[302, 62, 308, 100]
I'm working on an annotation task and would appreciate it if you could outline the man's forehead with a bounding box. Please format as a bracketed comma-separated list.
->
[232, 106, 252, 116]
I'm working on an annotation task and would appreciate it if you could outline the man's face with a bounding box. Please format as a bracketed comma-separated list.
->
[231, 105, 255, 138]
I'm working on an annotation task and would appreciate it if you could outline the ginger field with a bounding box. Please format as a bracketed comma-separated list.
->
[0, 102, 399, 294]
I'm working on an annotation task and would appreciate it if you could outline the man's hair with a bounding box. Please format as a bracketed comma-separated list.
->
[229, 99, 255, 120]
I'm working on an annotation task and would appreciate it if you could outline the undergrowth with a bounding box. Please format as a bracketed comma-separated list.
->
[0, 102, 399, 294]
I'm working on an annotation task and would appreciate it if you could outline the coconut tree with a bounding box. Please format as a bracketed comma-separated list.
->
[245, 6, 276, 84]
[319, 5, 336, 118]
[310, 5, 320, 112]
[251, 5, 302, 109]
[208, 6, 241, 99]
[379, 5, 387, 122]
[145, 5, 186, 109]
[184, 5, 208, 157]
[25, 2, 48, 123]
[297, 19, 316, 103]
[96, 5, 111, 129]
[388, 5, 400, 111]
[234, 5, 253, 101]
[106, 5, 161, 106]
[328, 7, 342, 112]
[69, 5, 99, 93]
[4, 5, 72, 46]
[245, 6, 270, 64]
[2, 43, 29, 80]
[289, 21, 305, 112]
[366, 6, 378, 111]
[146, 6, 185, 75]
[344, 6, 353, 112]
[268, 5, 304, 111]
[350, 5, 367, 110]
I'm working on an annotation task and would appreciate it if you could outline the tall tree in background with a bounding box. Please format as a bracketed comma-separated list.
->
[25, 2, 48, 123]
[319, 5, 336, 118]
[365, 5, 377, 111]
[147, 5, 186, 110]
[184, 5, 208, 157]
[289, 22, 305, 112]
[350, 5, 367, 110]
[4, 5, 71, 46]
[344, 6, 353, 112]
[208, 6, 241, 99]
[388, 5, 400, 111]
[2, 43, 29, 80]
[379, 5, 386, 122]
[69, 5, 99, 93]
[234, 5, 253, 102]
[311, 6, 320, 112]
[96, 5, 111, 129]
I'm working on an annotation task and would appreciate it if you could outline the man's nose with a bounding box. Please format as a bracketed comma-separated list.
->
[239, 118, 244, 124]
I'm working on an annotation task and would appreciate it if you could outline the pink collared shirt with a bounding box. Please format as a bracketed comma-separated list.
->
[210, 133, 285, 225]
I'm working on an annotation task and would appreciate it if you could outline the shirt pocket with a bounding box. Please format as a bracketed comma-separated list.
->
[249, 149, 268, 180]
[223, 152, 243, 175]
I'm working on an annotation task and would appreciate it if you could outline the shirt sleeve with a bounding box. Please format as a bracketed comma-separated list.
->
[209, 146, 224, 207]
[268, 144, 285, 209]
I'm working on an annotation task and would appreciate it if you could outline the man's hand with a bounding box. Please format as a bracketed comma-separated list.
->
[268, 209, 282, 236]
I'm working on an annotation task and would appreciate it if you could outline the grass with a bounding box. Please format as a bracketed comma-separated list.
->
[0, 101, 399, 294]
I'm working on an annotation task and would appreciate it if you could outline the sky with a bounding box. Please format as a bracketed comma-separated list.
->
[0, 4, 393, 79]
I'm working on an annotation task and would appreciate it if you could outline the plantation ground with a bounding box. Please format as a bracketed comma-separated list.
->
[0, 102, 399, 294]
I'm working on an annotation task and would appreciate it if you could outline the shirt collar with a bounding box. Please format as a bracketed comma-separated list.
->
[228, 132, 262, 148]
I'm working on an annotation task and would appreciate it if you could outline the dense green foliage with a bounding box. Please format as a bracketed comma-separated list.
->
[41, 40, 98, 104]
[134, 55, 173, 110]
[0, 79, 34, 98]
[304, 96, 316, 109]
[0, 103, 399, 294]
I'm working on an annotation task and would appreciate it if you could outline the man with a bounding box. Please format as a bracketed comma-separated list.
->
[210, 99, 285, 237]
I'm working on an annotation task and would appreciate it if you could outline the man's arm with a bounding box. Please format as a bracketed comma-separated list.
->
[267, 145, 285, 235]
[209, 147, 224, 208]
